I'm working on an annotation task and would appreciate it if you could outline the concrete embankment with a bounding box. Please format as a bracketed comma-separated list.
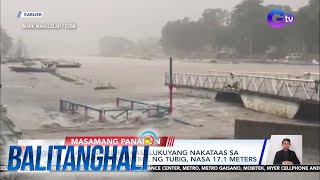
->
[234, 119, 320, 151]
[176, 88, 242, 103]
[240, 91, 301, 119]
[176, 87, 319, 120]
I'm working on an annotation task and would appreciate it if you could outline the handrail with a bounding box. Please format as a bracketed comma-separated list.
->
[165, 72, 320, 101]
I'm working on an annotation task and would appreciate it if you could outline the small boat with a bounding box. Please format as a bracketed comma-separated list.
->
[55, 61, 81, 68]
[1, 60, 8, 64]
[94, 82, 116, 90]
[6, 57, 24, 63]
[23, 60, 37, 66]
[9, 66, 56, 73]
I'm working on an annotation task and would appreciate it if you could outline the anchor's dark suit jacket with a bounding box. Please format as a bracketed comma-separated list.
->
[273, 149, 301, 165]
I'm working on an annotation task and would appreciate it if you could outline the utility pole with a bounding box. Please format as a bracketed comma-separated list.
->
[302, 40, 306, 63]
[248, 29, 253, 58]
[249, 37, 252, 58]
[169, 57, 173, 113]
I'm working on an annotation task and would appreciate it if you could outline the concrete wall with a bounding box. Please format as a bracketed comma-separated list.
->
[175, 87, 317, 120]
[176, 88, 217, 99]
[240, 92, 300, 119]
[234, 119, 320, 150]
[176, 88, 243, 103]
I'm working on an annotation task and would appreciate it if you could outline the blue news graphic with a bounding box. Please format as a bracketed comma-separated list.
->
[17, 11, 21, 18]
[8, 145, 149, 171]
[17, 11, 43, 18]
[267, 9, 295, 28]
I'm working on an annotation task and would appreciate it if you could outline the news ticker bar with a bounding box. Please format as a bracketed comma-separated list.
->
[0, 165, 319, 172]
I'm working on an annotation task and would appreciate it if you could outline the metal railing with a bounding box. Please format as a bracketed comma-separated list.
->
[60, 98, 170, 122]
[208, 70, 291, 78]
[303, 72, 320, 81]
[233, 73, 319, 101]
[209, 70, 320, 80]
[116, 98, 170, 118]
[165, 72, 236, 91]
[165, 72, 320, 101]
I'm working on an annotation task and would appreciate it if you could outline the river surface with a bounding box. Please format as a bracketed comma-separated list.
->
[1, 57, 319, 179]
[2, 57, 318, 130]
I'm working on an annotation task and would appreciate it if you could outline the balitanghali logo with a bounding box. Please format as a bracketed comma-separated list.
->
[267, 9, 294, 28]
[17, 11, 43, 18]
[140, 130, 159, 145]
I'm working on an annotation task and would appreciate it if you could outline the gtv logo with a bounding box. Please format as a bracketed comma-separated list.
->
[267, 9, 294, 28]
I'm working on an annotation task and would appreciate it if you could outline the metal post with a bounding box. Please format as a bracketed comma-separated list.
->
[302, 40, 306, 63]
[116, 98, 119, 107]
[169, 57, 173, 113]
[249, 37, 252, 58]
[60, 100, 63, 112]
[84, 107, 88, 120]
[99, 110, 105, 123]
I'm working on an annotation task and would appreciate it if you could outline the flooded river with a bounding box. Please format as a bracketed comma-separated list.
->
[1, 57, 318, 130]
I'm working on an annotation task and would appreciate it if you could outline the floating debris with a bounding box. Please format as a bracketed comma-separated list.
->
[173, 118, 201, 127]
[210, 59, 218, 63]
[127, 116, 144, 125]
[50, 72, 78, 82]
[94, 82, 116, 90]
[41, 122, 62, 128]
[55, 61, 81, 68]
[10, 66, 56, 73]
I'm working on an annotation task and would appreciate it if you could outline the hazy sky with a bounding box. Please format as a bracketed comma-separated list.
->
[1, 0, 309, 56]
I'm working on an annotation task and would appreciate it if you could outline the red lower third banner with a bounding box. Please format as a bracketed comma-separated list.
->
[64, 136, 175, 147]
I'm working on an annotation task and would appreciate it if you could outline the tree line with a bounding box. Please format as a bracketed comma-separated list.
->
[99, 36, 162, 57]
[1, 26, 13, 57]
[161, 0, 319, 59]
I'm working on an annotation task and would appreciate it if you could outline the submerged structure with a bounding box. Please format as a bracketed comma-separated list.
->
[60, 98, 170, 123]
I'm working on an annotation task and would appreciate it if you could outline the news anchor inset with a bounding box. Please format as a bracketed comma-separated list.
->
[273, 138, 301, 165]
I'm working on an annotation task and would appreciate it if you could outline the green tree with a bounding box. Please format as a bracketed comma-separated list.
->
[296, 0, 319, 54]
[161, 18, 208, 57]
[160, 0, 319, 59]
[99, 36, 134, 57]
[0, 26, 13, 56]
[228, 0, 269, 56]
[200, 8, 230, 27]
[161, 9, 229, 57]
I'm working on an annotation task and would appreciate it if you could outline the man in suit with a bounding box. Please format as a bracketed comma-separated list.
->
[273, 138, 301, 165]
